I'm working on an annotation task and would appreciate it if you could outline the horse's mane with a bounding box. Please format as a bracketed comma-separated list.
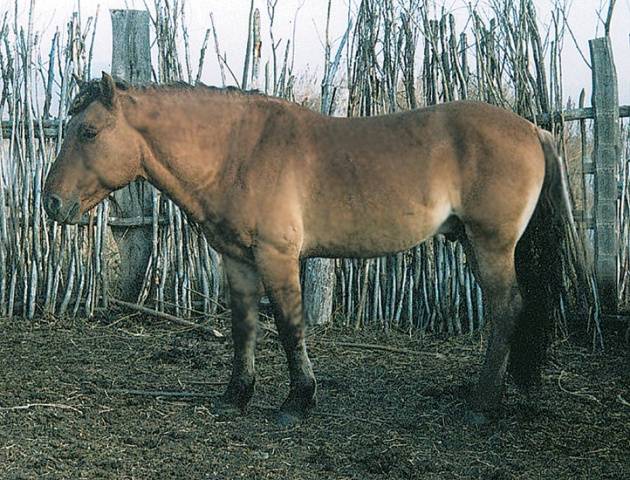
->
[68, 77, 264, 116]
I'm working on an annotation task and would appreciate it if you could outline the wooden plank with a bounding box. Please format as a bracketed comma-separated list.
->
[530, 107, 593, 123]
[590, 37, 620, 313]
[75, 216, 169, 227]
[1, 119, 62, 138]
[529, 105, 629, 123]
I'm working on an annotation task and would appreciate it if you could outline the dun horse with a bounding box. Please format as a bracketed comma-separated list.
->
[44, 73, 587, 425]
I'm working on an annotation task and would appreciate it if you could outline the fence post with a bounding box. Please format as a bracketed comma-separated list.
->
[303, 259, 336, 325]
[110, 10, 153, 301]
[589, 37, 619, 313]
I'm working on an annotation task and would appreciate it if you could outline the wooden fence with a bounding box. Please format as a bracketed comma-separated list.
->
[1, 0, 626, 344]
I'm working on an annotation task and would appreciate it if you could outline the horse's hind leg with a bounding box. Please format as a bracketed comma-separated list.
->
[464, 228, 522, 414]
[218, 256, 262, 413]
[254, 246, 317, 426]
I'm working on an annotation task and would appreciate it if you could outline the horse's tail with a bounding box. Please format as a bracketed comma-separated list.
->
[509, 128, 595, 388]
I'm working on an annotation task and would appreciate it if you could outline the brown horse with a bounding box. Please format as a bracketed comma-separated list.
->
[44, 72, 588, 425]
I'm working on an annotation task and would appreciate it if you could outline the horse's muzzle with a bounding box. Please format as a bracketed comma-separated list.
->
[43, 192, 80, 224]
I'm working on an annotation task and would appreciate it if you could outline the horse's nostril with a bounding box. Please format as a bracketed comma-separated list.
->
[44, 193, 63, 216]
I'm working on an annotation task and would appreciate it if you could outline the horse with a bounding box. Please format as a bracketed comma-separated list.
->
[43, 72, 590, 426]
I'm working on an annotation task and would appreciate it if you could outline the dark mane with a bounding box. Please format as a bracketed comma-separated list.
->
[69, 77, 264, 116]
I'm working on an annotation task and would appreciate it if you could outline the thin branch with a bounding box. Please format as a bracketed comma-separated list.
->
[0, 403, 83, 414]
[555, 0, 592, 69]
[110, 298, 225, 338]
[604, 0, 616, 36]
[241, 0, 255, 90]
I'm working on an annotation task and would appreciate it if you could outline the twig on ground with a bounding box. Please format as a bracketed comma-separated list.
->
[105, 311, 141, 328]
[182, 380, 228, 386]
[557, 370, 601, 404]
[110, 298, 224, 339]
[0, 403, 83, 414]
[617, 393, 630, 408]
[257, 320, 277, 335]
[109, 388, 216, 399]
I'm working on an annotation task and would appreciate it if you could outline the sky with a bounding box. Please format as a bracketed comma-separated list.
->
[5, 0, 630, 105]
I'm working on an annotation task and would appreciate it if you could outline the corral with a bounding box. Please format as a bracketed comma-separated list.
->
[1, 0, 630, 478]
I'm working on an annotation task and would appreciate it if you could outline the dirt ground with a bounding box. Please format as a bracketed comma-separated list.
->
[0, 313, 628, 480]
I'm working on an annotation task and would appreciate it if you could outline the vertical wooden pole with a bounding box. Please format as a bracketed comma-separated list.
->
[589, 37, 619, 313]
[110, 10, 153, 301]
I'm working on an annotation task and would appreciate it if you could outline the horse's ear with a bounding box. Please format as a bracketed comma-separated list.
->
[100, 71, 117, 109]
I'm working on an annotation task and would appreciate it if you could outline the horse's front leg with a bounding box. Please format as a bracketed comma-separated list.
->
[217, 256, 262, 413]
[255, 245, 317, 426]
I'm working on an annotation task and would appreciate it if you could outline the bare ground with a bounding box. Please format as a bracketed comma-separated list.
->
[0, 313, 628, 479]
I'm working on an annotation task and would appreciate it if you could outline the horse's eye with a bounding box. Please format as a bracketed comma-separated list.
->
[80, 125, 98, 141]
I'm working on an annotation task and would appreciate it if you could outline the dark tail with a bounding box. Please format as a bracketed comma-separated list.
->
[509, 129, 598, 388]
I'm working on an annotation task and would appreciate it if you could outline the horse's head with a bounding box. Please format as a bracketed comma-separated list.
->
[43, 72, 144, 224]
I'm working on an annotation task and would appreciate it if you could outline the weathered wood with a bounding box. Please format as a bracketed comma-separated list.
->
[109, 10, 154, 302]
[1, 119, 60, 137]
[573, 210, 595, 228]
[110, 10, 152, 82]
[590, 37, 620, 313]
[528, 105, 630, 123]
[76, 216, 168, 227]
[534, 107, 592, 123]
[303, 259, 336, 325]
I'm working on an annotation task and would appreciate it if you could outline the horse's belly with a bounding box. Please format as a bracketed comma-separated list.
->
[304, 204, 451, 258]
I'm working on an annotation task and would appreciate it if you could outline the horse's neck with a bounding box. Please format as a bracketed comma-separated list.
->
[128, 92, 246, 222]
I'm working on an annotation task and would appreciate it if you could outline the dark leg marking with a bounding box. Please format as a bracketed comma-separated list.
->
[464, 228, 522, 424]
[255, 247, 317, 427]
[216, 256, 261, 415]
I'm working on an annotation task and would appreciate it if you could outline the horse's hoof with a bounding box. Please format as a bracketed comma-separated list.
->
[275, 382, 316, 427]
[464, 409, 490, 426]
[275, 409, 304, 428]
[212, 398, 244, 419]
[469, 387, 502, 418]
[214, 376, 255, 418]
